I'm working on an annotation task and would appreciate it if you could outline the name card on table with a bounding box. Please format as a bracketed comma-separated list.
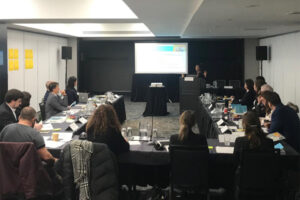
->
[184, 77, 194, 81]
[220, 126, 231, 133]
[79, 117, 88, 124]
[68, 123, 79, 132]
[217, 119, 225, 126]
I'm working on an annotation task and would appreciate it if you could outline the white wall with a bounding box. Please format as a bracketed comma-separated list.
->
[7, 29, 68, 111]
[244, 39, 259, 80]
[260, 31, 300, 107]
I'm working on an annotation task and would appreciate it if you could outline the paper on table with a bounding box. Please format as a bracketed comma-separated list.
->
[41, 123, 53, 131]
[58, 132, 73, 141]
[46, 116, 66, 123]
[230, 131, 245, 143]
[44, 140, 65, 148]
[216, 146, 234, 154]
[228, 126, 237, 130]
[129, 141, 141, 146]
[218, 134, 225, 143]
[69, 109, 81, 115]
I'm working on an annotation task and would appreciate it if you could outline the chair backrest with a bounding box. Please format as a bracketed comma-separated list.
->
[216, 80, 226, 88]
[239, 149, 281, 191]
[39, 102, 46, 121]
[170, 145, 209, 188]
[229, 80, 241, 89]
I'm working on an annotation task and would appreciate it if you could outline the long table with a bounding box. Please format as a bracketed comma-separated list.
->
[46, 94, 300, 192]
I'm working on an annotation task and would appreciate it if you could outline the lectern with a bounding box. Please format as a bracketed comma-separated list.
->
[179, 77, 205, 113]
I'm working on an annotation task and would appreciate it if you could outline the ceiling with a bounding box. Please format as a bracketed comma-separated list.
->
[1, 0, 300, 38]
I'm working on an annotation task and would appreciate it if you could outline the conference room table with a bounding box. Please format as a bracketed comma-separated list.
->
[45, 94, 299, 191]
[143, 87, 168, 116]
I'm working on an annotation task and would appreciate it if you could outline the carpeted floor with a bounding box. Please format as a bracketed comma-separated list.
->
[121, 96, 199, 138]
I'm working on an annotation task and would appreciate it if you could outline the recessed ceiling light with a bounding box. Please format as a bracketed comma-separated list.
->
[287, 11, 300, 15]
[14, 23, 154, 37]
[246, 4, 259, 8]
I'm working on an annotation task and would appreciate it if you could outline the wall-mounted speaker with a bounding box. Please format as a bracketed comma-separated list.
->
[62, 46, 72, 59]
[256, 46, 268, 61]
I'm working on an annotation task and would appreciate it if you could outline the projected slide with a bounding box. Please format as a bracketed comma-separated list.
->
[135, 43, 188, 74]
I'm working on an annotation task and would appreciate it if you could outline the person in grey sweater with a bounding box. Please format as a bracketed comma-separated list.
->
[45, 82, 69, 119]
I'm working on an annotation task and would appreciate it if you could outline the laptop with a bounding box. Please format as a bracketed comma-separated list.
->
[78, 93, 88, 103]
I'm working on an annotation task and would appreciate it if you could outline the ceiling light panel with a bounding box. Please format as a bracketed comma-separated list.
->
[0, 0, 137, 19]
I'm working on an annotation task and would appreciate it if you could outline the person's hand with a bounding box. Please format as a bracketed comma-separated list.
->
[67, 106, 71, 110]
[263, 122, 271, 128]
[60, 90, 66, 96]
[34, 123, 42, 131]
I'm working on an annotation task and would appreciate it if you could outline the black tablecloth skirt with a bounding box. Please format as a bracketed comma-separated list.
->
[143, 87, 168, 116]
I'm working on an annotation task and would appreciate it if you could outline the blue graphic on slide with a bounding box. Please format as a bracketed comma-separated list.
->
[157, 46, 173, 52]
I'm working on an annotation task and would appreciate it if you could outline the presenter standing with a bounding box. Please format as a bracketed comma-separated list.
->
[195, 64, 204, 78]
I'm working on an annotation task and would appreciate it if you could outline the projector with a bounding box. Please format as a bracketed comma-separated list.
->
[150, 82, 164, 87]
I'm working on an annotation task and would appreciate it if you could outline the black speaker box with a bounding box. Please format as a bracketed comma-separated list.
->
[62, 46, 72, 59]
[256, 46, 268, 60]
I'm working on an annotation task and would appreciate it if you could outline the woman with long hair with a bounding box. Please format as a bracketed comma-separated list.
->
[170, 110, 207, 146]
[66, 76, 79, 105]
[86, 104, 129, 155]
[233, 111, 273, 162]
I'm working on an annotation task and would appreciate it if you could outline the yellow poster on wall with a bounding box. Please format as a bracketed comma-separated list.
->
[25, 49, 33, 59]
[8, 49, 14, 59]
[8, 59, 14, 71]
[25, 59, 33, 69]
[14, 59, 19, 70]
[13, 49, 18, 59]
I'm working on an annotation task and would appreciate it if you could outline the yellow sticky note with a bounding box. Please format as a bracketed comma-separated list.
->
[14, 59, 19, 70]
[25, 49, 33, 59]
[208, 146, 214, 149]
[25, 59, 33, 69]
[13, 49, 18, 59]
[8, 49, 14, 59]
[8, 59, 14, 71]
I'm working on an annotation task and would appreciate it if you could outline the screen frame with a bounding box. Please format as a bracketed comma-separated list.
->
[134, 42, 188, 74]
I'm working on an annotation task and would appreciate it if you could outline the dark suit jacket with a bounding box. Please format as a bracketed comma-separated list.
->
[269, 104, 300, 152]
[240, 89, 256, 110]
[45, 93, 68, 119]
[0, 103, 17, 132]
[66, 88, 79, 105]
[170, 131, 208, 146]
[234, 136, 274, 164]
[87, 127, 129, 156]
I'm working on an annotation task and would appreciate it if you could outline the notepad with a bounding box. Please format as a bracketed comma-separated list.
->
[216, 146, 234, 154]
[41, 123, 53, 131]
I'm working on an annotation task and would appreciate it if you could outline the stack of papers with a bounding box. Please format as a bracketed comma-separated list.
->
[43, 132, 73, 148]
[41, 124, 54, 132]
[230, 131, 245, 142]
[128, 141, 141, 146]
[267, 132, 285, 142]
[216, 146, 234, 154]
[46, 116, 66, 123]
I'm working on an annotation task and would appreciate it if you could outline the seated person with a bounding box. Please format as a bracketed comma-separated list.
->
[0, 89, 23, 132]
[16, 91, 31, 119]
[170, 110, 207, 146]
[253, 80, 266, 117]
[234, 111, 274, 163]
[261, 91, 300, 152]
[45, 82, 68, 119]
[0, 107, 56, 163]
[66, 76, 79, 105]
[43, 81, 52, 104]
[86, 104, 129, 156]
[233, 79, 256, 110]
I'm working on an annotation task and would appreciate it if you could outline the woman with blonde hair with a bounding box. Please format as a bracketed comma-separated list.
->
[86, 104, 129, 155]
[170, 110, 207, 146]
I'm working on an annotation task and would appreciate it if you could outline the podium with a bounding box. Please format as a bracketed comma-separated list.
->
[179, 76, 205, 113]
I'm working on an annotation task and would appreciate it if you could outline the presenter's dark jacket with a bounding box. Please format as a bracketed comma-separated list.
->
[87, 127, 129, 156]
[233, 136, 274, 164]
[240, 89, 256, 110]
[170, 131, 208, 146]
[0, 103, 17, 132]
[45, 93, 68, 119]
[66, 87, 79, 105]
[268, 103, 300, 152]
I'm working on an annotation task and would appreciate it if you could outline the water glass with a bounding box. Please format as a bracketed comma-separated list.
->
[224, 134, 231, 146]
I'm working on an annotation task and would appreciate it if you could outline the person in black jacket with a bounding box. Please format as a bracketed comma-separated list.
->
[261, 91, 300, 152]
[234, 111, 274, 163]
[233, 79, 256, 110]
[253, 79, 266, 117]
[0, 89, 23, 132]
[170, 110, 207, 146]
[15, 91, 31, 119]
[66, 76, 79, 105]
[86, 104, 129, 156]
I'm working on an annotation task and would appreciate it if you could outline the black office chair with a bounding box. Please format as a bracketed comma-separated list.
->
[216, 80, 226, 89]
[237, 149, 282, 200]
[39, 102, 46, 121]
[229, 80, 241, 89]
[169, 145, 209, 200]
